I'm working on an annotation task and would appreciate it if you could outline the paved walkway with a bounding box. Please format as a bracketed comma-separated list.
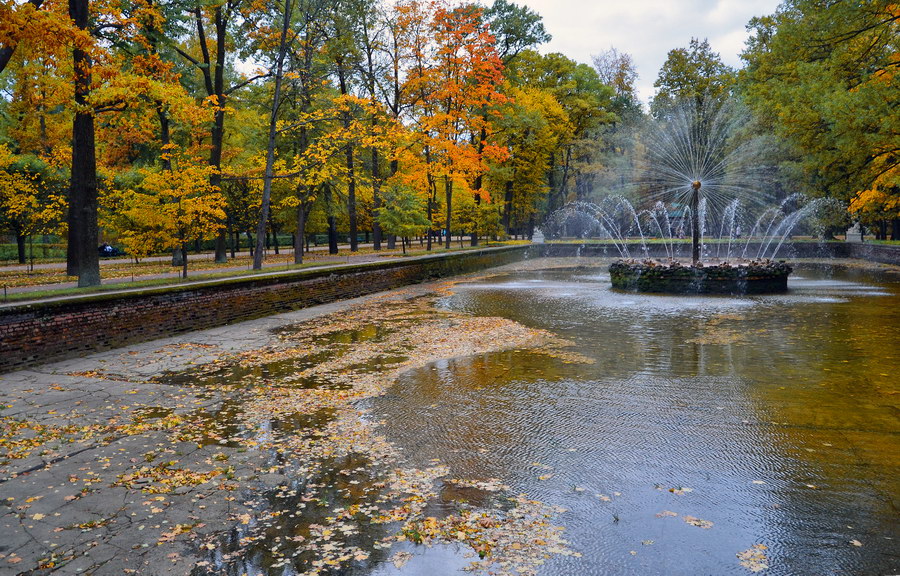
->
[0, 244, 380, 273]
[0, 287, 409, 574]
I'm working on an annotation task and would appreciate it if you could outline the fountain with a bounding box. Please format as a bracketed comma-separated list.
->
[544, 100, 841, 294]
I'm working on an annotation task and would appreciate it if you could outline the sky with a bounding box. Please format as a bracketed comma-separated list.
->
[516, 0, 783, 104]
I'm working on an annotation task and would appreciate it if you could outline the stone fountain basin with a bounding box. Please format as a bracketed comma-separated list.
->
[609, 259, 793, 294]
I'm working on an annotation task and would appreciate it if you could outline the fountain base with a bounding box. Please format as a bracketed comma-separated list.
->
[609, 259, 792, 294]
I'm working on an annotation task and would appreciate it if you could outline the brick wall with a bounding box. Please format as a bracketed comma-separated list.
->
[0, 246, 529, 373]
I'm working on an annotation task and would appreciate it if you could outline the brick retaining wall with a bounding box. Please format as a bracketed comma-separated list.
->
[0, 246, 529, 373]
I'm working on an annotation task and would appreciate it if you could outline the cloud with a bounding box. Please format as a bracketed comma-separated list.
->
[516, 0, 781, 103]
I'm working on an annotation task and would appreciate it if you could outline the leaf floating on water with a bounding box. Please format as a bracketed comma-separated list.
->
[850, 539, 863, 547]
[669, 486, 693, 495]
[655, 510, 677, 518]
[683, 515, 713, 529]
[737, 544, 769, 572]
[391, 551, 413, 569]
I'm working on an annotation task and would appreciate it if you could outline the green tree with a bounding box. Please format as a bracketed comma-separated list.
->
[651, 37, 735, 117]
[378, 182, 430, 253]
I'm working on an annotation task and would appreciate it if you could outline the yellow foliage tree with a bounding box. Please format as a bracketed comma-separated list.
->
[106, 156, 225, 277]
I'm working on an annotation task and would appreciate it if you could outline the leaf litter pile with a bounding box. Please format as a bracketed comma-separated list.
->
[1, 284, 582, 575]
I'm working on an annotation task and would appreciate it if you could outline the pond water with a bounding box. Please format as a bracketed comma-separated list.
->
[370, 262, 900, 575]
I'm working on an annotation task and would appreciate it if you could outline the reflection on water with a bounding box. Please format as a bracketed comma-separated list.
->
[373, 262, 900, 575]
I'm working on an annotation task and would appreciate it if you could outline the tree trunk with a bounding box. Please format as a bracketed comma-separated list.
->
[325, 184, 338, 255]
[444, 175, 452, 250]
[471, 193, 480, 246]
[181, 242, 189, 279]
[503, 180, 513, 236]
[67, 0, 100, 287]
[336, 63, 358, 252]
[426, 193, 433, 251]
[252, 0, 292, 270]
[372, 147, 382, 250]
[346, 142, 358, 251]
[272, 221, 279, 254]
[294, 205, 306, 264]
[470, 126, 487, 246]
[16, 233, 26, 264]
[210, 104, 227, 263]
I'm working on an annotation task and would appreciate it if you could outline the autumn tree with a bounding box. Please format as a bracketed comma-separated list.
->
[104, 157, 225, 277]
[404, 2, 506, 249]
[506, 50, 615, 212]
[0, 146, 66, 262]
[740, 0, 899, 238]
[169, 0, 265, 262]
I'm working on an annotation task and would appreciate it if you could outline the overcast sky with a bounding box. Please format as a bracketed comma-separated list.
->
[515, 0, 783, 104]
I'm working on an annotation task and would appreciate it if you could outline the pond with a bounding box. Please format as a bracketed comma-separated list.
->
[368, 261, 900, 575]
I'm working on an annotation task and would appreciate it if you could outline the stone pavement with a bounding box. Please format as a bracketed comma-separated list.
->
[0, 291, 398, 575]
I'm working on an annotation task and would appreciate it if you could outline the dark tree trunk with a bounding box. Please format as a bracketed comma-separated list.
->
[444, 175, 452, 250]
[891, 219, 899, 241]
[272, 221, 279, 254]
[294, 205, 306, 264]
[325, 184, 338, 255]
[209, 118, 227, 258]
[471, 192, 480, 246]
[181, 242, 189, 279]
[346, 142, 358, 251]
[372, 147, 382, 250]
[426, 192, 433, 251]
[502, 180, 513, 235]
[470, 126, 487, 246]
[67, 0, 100, 287]
[16, 233, 26, 264]
[336, 63, 358, 252]
[252, 0, 292, 270]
